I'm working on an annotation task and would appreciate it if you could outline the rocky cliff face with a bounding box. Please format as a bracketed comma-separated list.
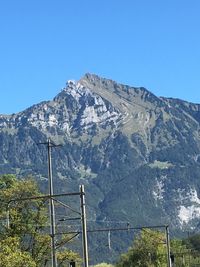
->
[1, 73, 200, 262]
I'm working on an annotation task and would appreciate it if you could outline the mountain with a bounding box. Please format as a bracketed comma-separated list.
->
[1, 73, 200, 263]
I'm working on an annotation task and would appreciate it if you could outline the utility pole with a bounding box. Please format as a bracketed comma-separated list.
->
[38, 138, 61, 267]
[80, 185, 89, 267]
[47, 138, 57, 267]
[166, 225, 172, 267]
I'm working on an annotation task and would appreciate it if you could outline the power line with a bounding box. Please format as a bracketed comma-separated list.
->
[55, 224, 168, 235]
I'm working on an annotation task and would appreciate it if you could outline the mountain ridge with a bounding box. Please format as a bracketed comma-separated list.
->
[1, 73, 200, 263]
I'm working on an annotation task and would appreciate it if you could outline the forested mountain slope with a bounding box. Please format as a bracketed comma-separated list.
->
[1, 73, 200, 262]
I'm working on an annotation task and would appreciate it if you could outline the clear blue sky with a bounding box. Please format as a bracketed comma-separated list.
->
[1, 0, 200, 114]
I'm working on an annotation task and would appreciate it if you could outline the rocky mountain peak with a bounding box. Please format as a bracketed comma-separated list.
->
[1, 74, 200, 262]
[80, 73, 102, 83]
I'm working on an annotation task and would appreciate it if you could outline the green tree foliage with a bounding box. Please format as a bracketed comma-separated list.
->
[57, 250, 82, 267]
[91, 263, 114, 267]
[0, 236, 36, 267]
[181, 234, 200, 266]
[116, 229, 200, 267]
[169, 238, 200, 267]
[116, 229, 167, 267]
[0, 174, 50, 266]
[184, 233, 200, 251]
[0, 174, 81, 266]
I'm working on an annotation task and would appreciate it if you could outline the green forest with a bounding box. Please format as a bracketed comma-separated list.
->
[1, 174, 200, 267]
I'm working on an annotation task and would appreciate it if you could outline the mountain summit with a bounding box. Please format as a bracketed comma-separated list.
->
[1, 73, 200, 262]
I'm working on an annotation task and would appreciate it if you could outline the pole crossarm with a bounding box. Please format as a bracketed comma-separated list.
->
[56, 224, 169, 235]
[87, 224, 168, 233]
[37, 141, 62, 148]
[7, 192, 83, 204]
[59, 217, 81, 221]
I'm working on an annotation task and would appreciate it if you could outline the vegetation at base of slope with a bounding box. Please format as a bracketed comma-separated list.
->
[90, 230, 200, 266]
[0, 174, 82, 267]
[116, 229, 200, 267]
[2, 175, 200, 266]
[91, 264, 115, 267]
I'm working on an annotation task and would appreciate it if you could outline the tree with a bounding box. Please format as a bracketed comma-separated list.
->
[94, 264, 114, 267]
[116, 229, 167, 267]
[0, 174, 81, 266]
[184, 233, 200, 251]
[0, 236, 36, 267]
[57, 249, 82, 267]
[0, 174, 50, 266]
[116, 228, 200, 267]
